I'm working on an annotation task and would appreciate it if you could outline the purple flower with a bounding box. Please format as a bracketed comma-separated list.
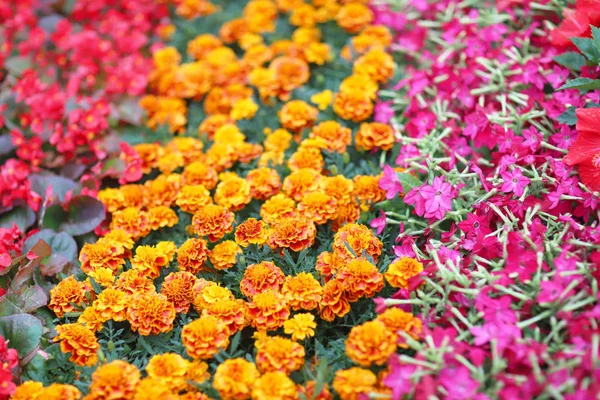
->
[404, 177, 455, 220]
[500, 168, 530, 197]
[379, 165, 403, 200]
[369, 210, 387, 235]
[374, 101, 394, 124]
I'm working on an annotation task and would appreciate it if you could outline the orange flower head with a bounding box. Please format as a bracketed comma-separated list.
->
[98, 188, 126, 213]
[336, 3, 373, 33]
[149, 206, 179, 231]
[177, 238, 210, 274]
[376, 307, 423, 344]
[258, 150, 285, 168]
[385, 257, 424, 289]
[193, 283, 234, 312]
[283, 313, 317, 341]
[175, 0, 217, 19]
[235, 218, 268, 247]
[320, 175, 355, 207]
[115, 269, 156, 297]
[133, 143, 164, 174]
[332, 223, 383, 263]
[49, 276, 90, 318]
[230, 98, 259, 120]
[345, 320, 397, 366]
[214, 176, 252, 211]
[244, 0, 279, 33]
[278, 100, 319, 132]
[264, 128, 293, 153]
[119, 184, 146, 209]
[361, 25, 393, 47]
[209, 240, 242, 270]
[93, 288, 128, 322]
[332, 367, 377, 400]
[281, 272, 323, 310]
[127, 293, 176, 336]
[356, 122, 395, 151]
[269, 56, 310, 100]
[243, 42, 274, 67]
[146, 353, 191, 393]
[336, 259, 384, 301]
[161, 271, 198, 313]
[145, 173, 183, 208]
[54, 323, 99, 366]
[288, 147, 324, 173]
[340, 74, 378, 100]
[199, 114, 233, 139]
[186, 359, 211, 388]
[202, 298, 248, 334]
[310, 89, 334, 110]
[260, 193, 297, 225]
[252, 372, 298, 400]
[157, 240, 177, 263]
[297, 191, 337, 225]
[333, 89, 373, 122]
[77, 306, 106, 332]
[246, 167, 282, 200]
[166, 136, 204, 162]
[131, 245, 170, 279]
[182, 315, 231, 359]
[192, 204, 235, 242]
[298, 381, 333, 400]
[175, 185, 212, 215]
[213, 358, 260, 400]
[353, 47, 395, 84]
[256, 336, 305, 374]
[319, 279, 351, 321]
[267, 217, 317, 253]
[305, 42, 332, 65]
[236, 142, 264, 164]
[240, 261, 285, 298]
[183, 161, 219, 189]
[139, 95, 187, 134]
[110, 207, 152, 240]
[246, 290, 290, 331]
[282, 168, 322, 201]
[188, 33, 223, 60]
[79, 238, 126, 274]
[38, 384, 82, 400]
[219, 17, 250, 44]
[103, 229, 135, 253]
[87, 360, 141, 400]
[204, 142, 238, 172]
[353, 174, 386, 210]
[11, 381, 44, 400]
[132, 378, 175, 400]
[289, 3, 321, 27]
[309, 121, 352, 153]
[315, 251, 345, 282]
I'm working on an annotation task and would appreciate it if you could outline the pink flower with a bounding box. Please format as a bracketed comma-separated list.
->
[369, 210, 387, 235]
[404, 177, 455, 220]
[500, 168, 530, 197]
[379, 165, 403, 199]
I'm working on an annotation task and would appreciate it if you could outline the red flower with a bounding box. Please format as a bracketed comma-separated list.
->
[563, 108, 600, 191]
[550, 9, 591, 49]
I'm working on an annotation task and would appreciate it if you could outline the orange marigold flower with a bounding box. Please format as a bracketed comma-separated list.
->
[269, 56, 310, 101]
[54, 323, 99, 366]
[145, 174, 182, 208]
[282, 168, 321, 201]
[127, 293, 176, 336]
[320, 175, 355, 207]
[276, 0, 305, 12]
[214, 176, 252, 211]
[355, 122, 395, 151]
[246, 167, 282, 200]
[186, 359, 211, 388]
[305, 41, 332, 65]
[79, 238, 126, 274]
[278, 100, 319, 132]
[93, 288, 128, 322]
[246, 290, 290, 331]
[198, 113, 233, 139]
[175, 0, 216, 19]
[161, 272, 198, 313]
[336, 3, 373, 33]
[240, 261, 285, 298]
[281, 272, 323, 310]
[165, 137, 204, 163]
[213, 358, 260, 400]
[183, 161, 219, 189]
[39, 384, 82, 400]
[376, 307, 423, 344]
[353, 48, 395, 84]
[336, 259, 384, 301]
[209, 240, 241, 270]
[182, 315, 230, 360]
[132, 378, 175, 400]
[146, 353, 191, 393]
[333, 89, 373, 123]
[49, 276, 89, 318]
[252, 372, 298, 400]
[289, 3, 321, 27]
[188, 33, 223, 60]
[298, 381, 333, 400]
[176, 184, 214, 214]
[260, 194, 297, 224]
[345, 320, 397, 366]
[131, 245, 170, 279]
[133, 143, 164, 174]
[267, 217, 317, 253]
[11, 381, 44, 400]
[339, 74, 379, 100]
[332, 223, 383, 264]
[297, 191, 337, 224]
[235, 218, 268, 247]
[114, 269, 156, 297]
[177, 238, 210, 275]
[315, 251, 344, 282]
[98, 188, 125, 213]
[264, 128, 293, 153]
[288, 147, 324, 173]
[258, 150, 285, 168]
[204, 143, 238, 173]
[309, 120, 352, 153]
[230, 98, 259, 120]
[332, 202, 362, 231]
[219, 17, 249, 44]
[192, 283, 234, 312]
[310, 89, 333, 111]
[192, 204, 235, 242]
[110, 207, 152, 240]
[385, 257, 424, 289]
[139, 95, 187, 134]
[149, 206, 179, 231]
[157, 241, 177, 262]
[319, 279, 351, 322]
[103, 229, 134, 254]
[332, 367, 377, 400]
[283, 313, 317, 341]
[202, 298, 248, 334]
[353, 175, 386, 210]
[256, 336, 305, 374]
[87, 360, 140, 400]
[77, 306, 106, 332]
[118, 185, 146, 209]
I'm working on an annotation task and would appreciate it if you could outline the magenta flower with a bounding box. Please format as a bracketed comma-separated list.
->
[500, 168, 530, 197]
[379, 165, 403, 199]
[404, 177, 455, 220]
[369, 210, 387, 234]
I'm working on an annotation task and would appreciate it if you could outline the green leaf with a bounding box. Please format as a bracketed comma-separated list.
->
[41, 204, 67, 231]
[554, 52, 587, 71]
[592, 26, 600, 56]
[558, 77, 600, 91]
[5, 285, 48, 313]
[0, 298, 21, 317]
[571, 37, 600, 63]
[60, 196, 106, 236]
[397, 172, 422, 192]
[4, 57, 32, 76]
[0, 206, 36, 232]
[557, 107, 577, 125]
[0, 314, 43, 358]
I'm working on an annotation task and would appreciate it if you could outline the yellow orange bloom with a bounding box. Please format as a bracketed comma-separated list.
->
[149, 206, 179, 231]
[246, 167, 282, 200]
[115, 269, 156, 297]
[278, 100, 318, 132]
[315, 251, 345, 282]
[161, 271, 198, 313]
[333, 89, 373, 122]
[132, 378, 175, 400]
[260, 193, 297, 224]
[38, 384, 81, 400]
[267, 217, 317, 253]
[127, 293, 176, 336]
[183, 161, 219, 189]
[48, 276, 90, 318]
[310, 90, 333, 110]
[256, 336, 305, 373]
[246, 290, 290, 331]
[235, 218, 268, 247]
[230, 98, 259, 120]
[11, 381, 44, 400]
[353, 48, 395, 84]
[77, 306, 106, 332]
[345, 320, 397, 366]
[103, 229, 135, 254]
[252, 372, 298, 400]
[319, 279, 351, 322]
[287, 146, 324, 173]
[88, 267, 116, 288]
[213, 359, 260, 400]
[332, 367, 377, 400]
[98, 188, 126, 213]
[110, 207, 152, 240]
[54, 323, 99, 366]
[240, 261, 285, 298]
[283, 313, 317, 341]
[87, 360, 141, 400]
[214, 175, 252, 211]
[332, 223, 383, 263]
[177, 238, 210, 274]
[146, 353, 191, 392]
[356, 122, 395, 151]
[337, 259, 384, 301]
[175, 0, 217, 19]
[385, 257, 424, 289]
[281, 272, 323, 311]
[93, 288, 128, 322]
[335, 3, 373, 33]
[79, 238, 126, 274]
[192, 204, 235, 242]
[282, 168, 321, 201]
[298, 381, 333, 400]
[353, 175, 386, 210]
[297, 191, 337, 224]
[209, 240, 242, 270]
[188, 33, 223, 60]
[309, 120, 352, 153]
[376, 307, 423, 344]
[182, 315, 230, 359]
[264, 128, 293, 153]
[202, 298, 248, 334]
[192, 282, 234, 312]
[131, 245, 170, 279]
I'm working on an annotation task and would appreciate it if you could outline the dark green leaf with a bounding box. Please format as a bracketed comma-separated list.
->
[60, 196, 106, 236]
[557, 107, 577, 125]
[554, 52, 587, 71]
[558, 77, 600, 91]
[5, 285, 48, 313]
[41, 204, 67, 231]
[0, 298, 21, 317]
[4, 57, 31, 76]
[592, 26, 600, 56]
[29, 172, 78, 202]
[0, 206, 36, 232]
[0, 314, 43, 358]
[571, 37, 600, 63]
